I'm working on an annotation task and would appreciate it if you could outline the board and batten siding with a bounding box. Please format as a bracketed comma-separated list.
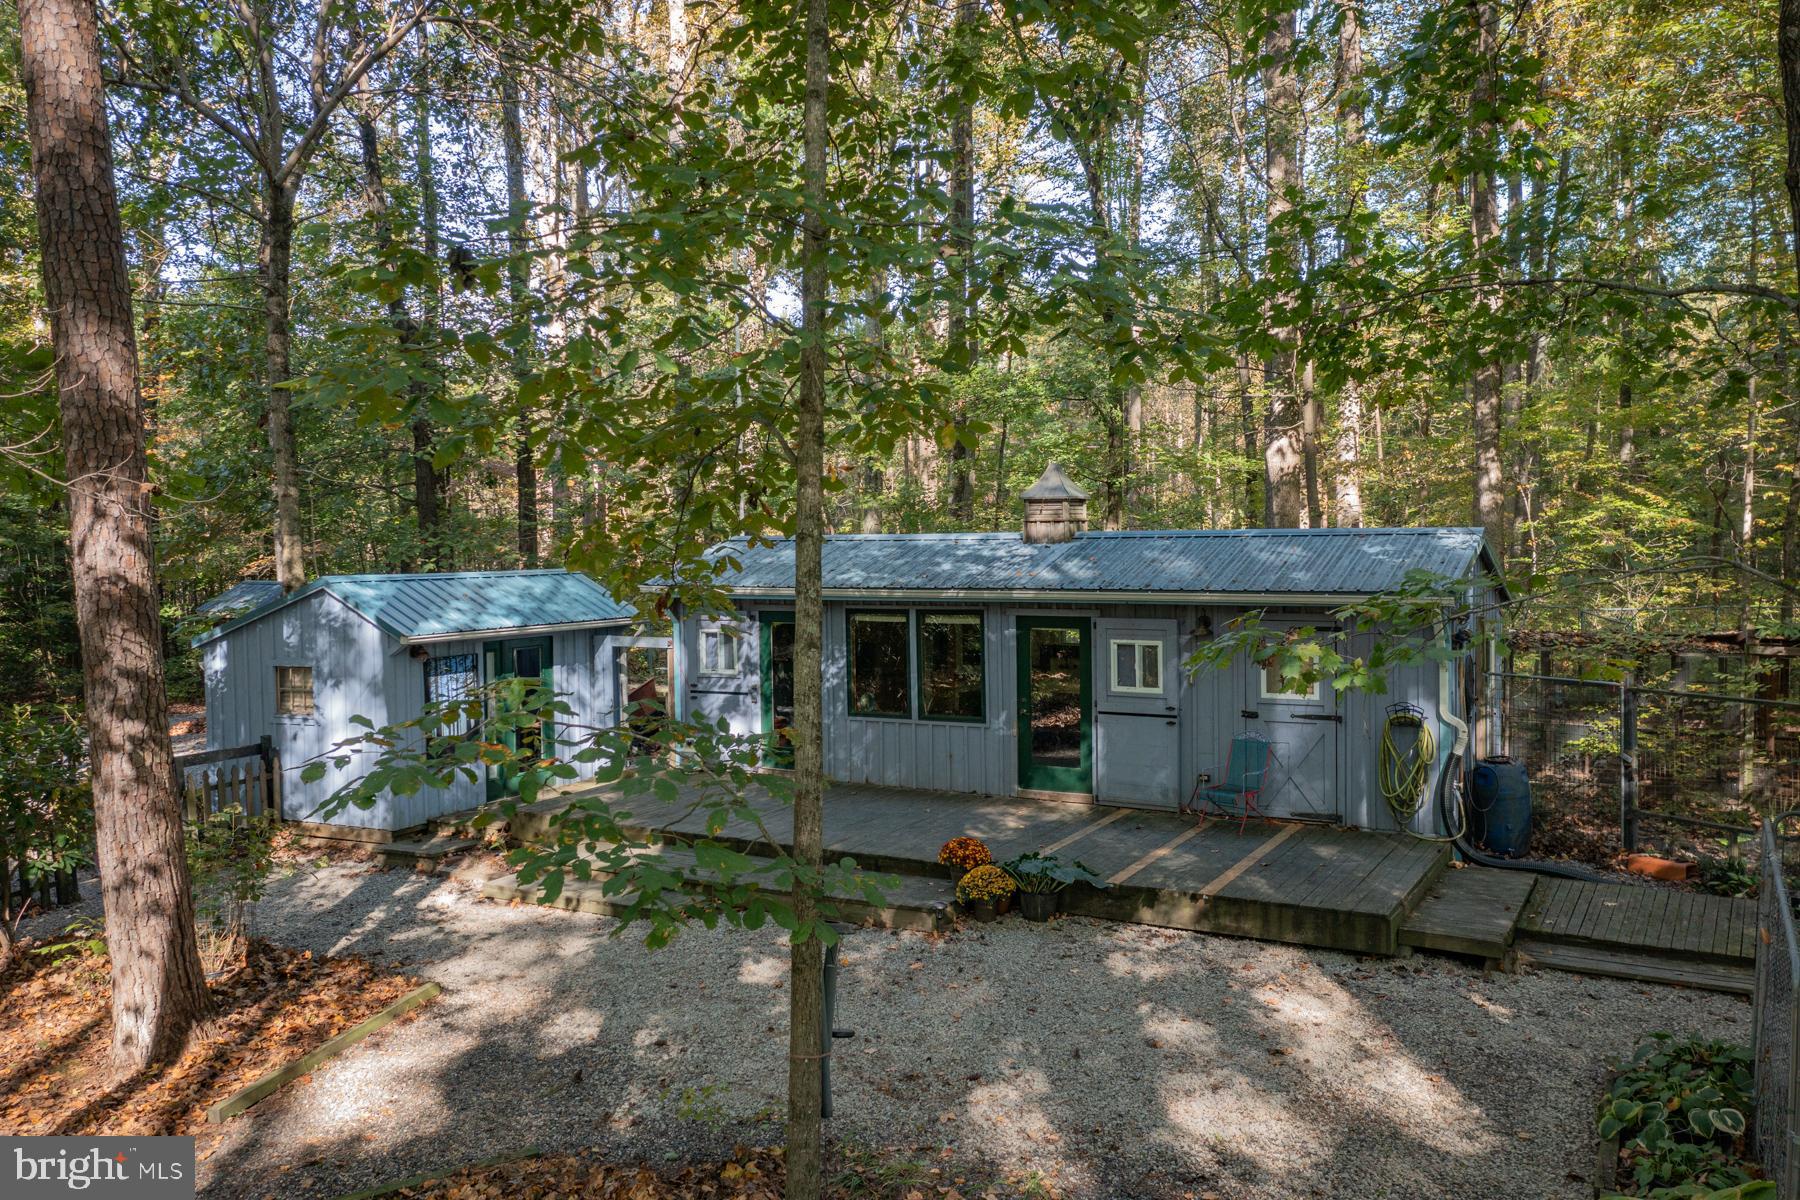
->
[205, 595, 627, 831]
[677, 589, 1494, 838]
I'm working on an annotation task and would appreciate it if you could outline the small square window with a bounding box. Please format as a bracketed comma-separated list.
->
[275, 665, 315, 716]
[1260, 660, 1322, 702]
[699, 628, 739, 675]
[1110, 640, 1164, 695]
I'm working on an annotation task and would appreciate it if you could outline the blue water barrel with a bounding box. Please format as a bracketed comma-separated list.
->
[1469, 757, 1532, 858]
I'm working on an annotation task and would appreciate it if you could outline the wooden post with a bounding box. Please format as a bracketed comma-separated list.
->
[1621, 672, 1639, 852]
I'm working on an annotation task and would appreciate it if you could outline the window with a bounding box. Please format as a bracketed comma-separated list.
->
[275, 665, 315, 716]
[918, 611, 984, 721]
[1110, 639, 1164, 695]
[847, 610, 911, 718]
[425, 653, 479, 737]
[699, 626, 739, 675]
[1260, 659, 1322, 702]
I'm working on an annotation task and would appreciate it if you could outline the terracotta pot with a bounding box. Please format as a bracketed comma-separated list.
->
[1625, 854, 1696, 882]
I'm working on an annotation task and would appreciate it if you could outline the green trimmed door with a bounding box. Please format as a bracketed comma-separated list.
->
[759, 611, 796, 767]
[484, 636, 555, 799]
[1016, 616, 1092, 794]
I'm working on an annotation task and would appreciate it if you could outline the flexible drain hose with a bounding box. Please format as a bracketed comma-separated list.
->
[1380, 709, 1437, 827]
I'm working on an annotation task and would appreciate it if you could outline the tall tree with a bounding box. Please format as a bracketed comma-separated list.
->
[787, 4, 830, 1197]
[1331, 0, 1366, 527]
[945, 0, 978, 523]
[17, 0, 208, 1069]
[109, 0, 430, 590]
[500, 70, 538, 566]
[1260, 0, 1304, 525]
[1468, 0, 1506, 550]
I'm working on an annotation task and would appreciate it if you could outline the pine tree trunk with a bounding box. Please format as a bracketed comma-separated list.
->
[1261, 4, 1304, 526]
[501, 75, 538, 566]
[1781, 0, 1800, 299]
[411, 25, 446, 565]
[787, 0, 830, 1192]
[18, 0, 208, 1068]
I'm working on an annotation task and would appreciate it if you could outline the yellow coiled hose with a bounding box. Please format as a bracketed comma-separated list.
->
[1380, 707, 1437, 830]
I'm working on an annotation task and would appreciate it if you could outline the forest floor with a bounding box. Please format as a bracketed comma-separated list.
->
[0, 938, 420, 1139]
[160, 855, 1744, 1200]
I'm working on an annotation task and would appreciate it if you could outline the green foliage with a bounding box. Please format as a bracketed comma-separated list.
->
[999, 851, 1105, 894]
[1598, 1035, 1757, 1197]
[1695, 854, 1758, 900]
[0, 704, 91, 901]
[185, 806, 278, 941]
[29, 915, 106, 969]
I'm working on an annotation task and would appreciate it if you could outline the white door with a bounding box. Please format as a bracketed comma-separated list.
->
[1094, 618, 1181, 809]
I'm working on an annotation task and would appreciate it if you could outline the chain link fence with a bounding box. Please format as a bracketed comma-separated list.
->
[1756, 821, 1800, 1199]
[1498, 670, 1800, 866]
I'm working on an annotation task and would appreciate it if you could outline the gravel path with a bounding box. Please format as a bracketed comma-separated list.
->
[191, 860, 1743, 1200]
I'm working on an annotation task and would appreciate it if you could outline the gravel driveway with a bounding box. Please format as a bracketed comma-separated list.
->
[195, 859, 1745, 1200]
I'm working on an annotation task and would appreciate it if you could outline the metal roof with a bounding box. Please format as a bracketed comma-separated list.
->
[695, 528, 1500, 601]
[194, 569, 636, 645]
[1021, 462, 1090, 501]
[197, 580, 284, 615]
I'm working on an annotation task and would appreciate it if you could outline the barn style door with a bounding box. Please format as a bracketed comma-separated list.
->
[1094, 618, 1181, 809]
[1245, 625, 1340, 820]
[484, 636, 555, 800]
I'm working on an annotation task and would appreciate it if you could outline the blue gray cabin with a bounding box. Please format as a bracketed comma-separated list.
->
[195, 570, 642, 832]
[673, 463, 1505, 835]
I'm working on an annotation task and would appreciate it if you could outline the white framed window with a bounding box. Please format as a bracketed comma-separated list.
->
[699, 626, 740, 675]
[1110, 639, 1164, 695]
[275, 665, 316, 716]
[1260, 660, 1322, 702]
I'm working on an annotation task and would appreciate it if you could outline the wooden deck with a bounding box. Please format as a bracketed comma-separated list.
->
[502, 779, 1760, 990]
[521, 780, 1451, 955]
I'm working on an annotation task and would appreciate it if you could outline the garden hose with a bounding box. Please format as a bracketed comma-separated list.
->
[1380, 703, 1437, 831]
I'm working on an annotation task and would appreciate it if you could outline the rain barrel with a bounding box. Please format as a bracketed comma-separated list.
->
[1469, 756, 1532, 858]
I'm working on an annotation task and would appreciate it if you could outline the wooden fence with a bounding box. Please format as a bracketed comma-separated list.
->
[175, 737, 281, 823]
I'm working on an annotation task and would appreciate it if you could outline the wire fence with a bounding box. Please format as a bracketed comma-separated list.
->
[1756, 821, 1800, 1199]
[1497, 670, 1800, 867]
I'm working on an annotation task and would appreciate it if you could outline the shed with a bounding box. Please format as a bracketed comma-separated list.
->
[195, 570, 646, 833]
[674, 465, 1505, 836]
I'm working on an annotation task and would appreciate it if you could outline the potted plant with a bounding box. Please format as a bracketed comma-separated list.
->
[1000, 851, 1106, 922]
[955, 863, 1015, 922]
[938, 836, 992, 874]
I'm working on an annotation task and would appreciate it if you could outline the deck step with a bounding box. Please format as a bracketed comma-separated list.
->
[426, 807, 488, 838]
[1518, 876, 1756, 965]
[481, 845, 955, 933]
[1515, 938, 1753, 996]
[1399, 865, 1536, 960]
[376, 836, 480, 872]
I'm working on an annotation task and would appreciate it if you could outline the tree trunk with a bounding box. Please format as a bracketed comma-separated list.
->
[260, 180, 306, 589]
[1781, 0, 1800, 299]
[945, 0, 978, 523]
[1261, 3, 1304, 526]
[412, 24, 446, 565]
[501, 74, 538, 566]
[787, 0, 830, 1192]
[1331, 1, 1365, 527]
[1469, 0, 1506, 553]
[355, 109, 440, 569]
[18, 0, 208, 1068]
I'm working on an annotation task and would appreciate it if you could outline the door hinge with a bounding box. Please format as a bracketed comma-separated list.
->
[1241, 709, 1259, 720]
[1292, 713, 1343, 723]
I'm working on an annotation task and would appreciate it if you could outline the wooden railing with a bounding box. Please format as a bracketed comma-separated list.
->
[174, 736, 281, 822]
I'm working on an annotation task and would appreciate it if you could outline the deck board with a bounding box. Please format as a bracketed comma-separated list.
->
[1517, 876, 1755, 966]
[1399, 866, 1537, 959]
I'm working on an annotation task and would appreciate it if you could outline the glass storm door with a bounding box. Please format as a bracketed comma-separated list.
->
[760, 612, 796, 767]
[484, 636, 554, 800]
[1016, 616, 1092, 794]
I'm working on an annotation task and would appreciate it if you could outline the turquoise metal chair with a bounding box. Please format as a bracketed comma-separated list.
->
[1186, 733, 1274, 833]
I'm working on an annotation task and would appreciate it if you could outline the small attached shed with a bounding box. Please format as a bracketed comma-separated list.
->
[195, 570, 640, 833]
[674, 464, 1506, 836]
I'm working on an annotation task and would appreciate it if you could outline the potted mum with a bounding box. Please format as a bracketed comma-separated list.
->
[938, 836, 992, 874]
[956, 863, 1015, 922]
[1001, 851, 1106, 922]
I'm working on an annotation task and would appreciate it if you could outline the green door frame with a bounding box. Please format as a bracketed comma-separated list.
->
[1015, 615, 1093, 794]
[759, 611, 795, 767]
[483, 635, 555, 800]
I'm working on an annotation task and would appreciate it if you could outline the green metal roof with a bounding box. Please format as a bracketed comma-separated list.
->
[193, 570, 636, 646]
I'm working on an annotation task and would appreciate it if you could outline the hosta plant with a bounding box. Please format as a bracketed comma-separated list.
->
[1598, 1035, 1757, 1197]
[1001, 851, 1106, 894]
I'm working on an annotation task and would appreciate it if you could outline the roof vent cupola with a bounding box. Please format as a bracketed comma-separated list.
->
[1021, 462, 1091, 544]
